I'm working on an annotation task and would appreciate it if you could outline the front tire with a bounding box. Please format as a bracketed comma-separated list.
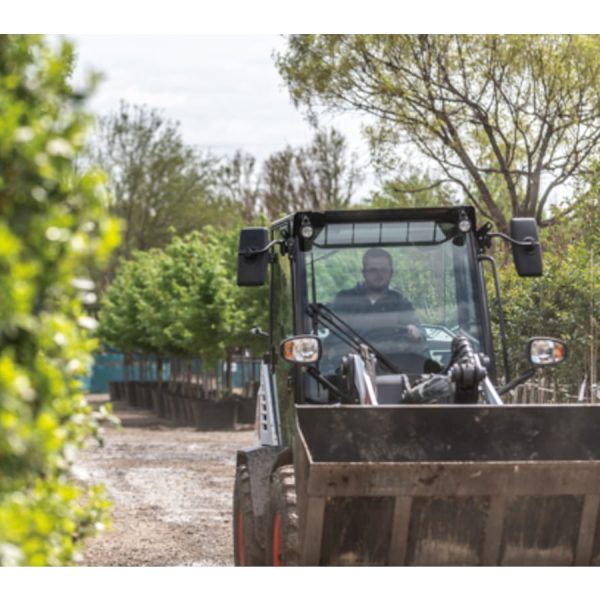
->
[233, 465, 265, 566]
[266, 465, 300, 566]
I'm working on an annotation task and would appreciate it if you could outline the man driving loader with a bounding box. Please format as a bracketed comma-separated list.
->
[328, 247, 430, 374]
[332, 248, 423, 342]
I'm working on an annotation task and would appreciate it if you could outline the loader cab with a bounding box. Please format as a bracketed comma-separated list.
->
[303, 215, 487, 363]
[294, 208, 494, 402]
[241, 208, 496, 421]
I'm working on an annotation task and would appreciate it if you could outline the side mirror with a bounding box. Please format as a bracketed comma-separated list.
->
[237, 227, 269, 287]
[510, 218, 543, 277]
[280, 336, 321, 365]
[527, 337, 568, 368]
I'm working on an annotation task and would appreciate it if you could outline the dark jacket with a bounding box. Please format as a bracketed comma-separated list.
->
[329, 284, 423, 359]
[332, 284, 417, 317]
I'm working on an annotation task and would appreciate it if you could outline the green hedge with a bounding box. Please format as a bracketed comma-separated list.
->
[0, 35, 120, 565]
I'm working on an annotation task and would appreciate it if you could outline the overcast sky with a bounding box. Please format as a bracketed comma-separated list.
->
[70, 34, 376, 198]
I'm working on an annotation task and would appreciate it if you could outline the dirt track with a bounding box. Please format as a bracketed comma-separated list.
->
[78, 396, 255, 566]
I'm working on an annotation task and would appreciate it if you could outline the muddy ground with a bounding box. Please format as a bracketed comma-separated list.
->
[78, 396, 255, 566]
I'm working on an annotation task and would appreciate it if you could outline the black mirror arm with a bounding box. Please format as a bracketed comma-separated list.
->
[487, 232, 540, 249]
[238, 239, 284, 258]
[250, 326, 269, 338]
[497, 368, 535, 396]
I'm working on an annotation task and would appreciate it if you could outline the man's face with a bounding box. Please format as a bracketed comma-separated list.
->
[362, 256, 393, 293]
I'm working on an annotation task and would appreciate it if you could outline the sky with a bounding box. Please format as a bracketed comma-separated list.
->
[69, 34, 376, 198]
[61, 25, 595, 208]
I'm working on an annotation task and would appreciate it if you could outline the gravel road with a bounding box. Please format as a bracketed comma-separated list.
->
[79, 396, 255, 566]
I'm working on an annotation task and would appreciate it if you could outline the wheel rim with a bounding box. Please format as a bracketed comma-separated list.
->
[237, 509, 246, 566]
[272, 511, 282, 566]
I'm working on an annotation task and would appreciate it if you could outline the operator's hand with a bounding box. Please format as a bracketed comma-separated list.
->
[406, 324, 423, 341]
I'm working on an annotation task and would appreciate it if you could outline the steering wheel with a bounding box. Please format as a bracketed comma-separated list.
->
[361, 325, 426, 345]
[361, 324, 429, 365]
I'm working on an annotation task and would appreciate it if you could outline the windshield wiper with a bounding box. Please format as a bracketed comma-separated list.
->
[308, 303, 399, 374]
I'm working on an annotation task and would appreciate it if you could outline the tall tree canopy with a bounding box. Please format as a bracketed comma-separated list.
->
[89, 103, 229, 260]
[261, 127, 363, 219]
[365, 168, 455, 209]
[277, 35, 600, 230]
[216, 150, 261, 223]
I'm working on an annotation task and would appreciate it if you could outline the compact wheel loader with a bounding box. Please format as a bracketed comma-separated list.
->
[233, 206, 600, 566]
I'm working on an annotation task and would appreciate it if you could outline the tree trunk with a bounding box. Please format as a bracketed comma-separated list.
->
[157, 355, 163, 385]
[591, 248, 597, 404]
[124, 352, 132, 382]
[225, 349, 233, 395]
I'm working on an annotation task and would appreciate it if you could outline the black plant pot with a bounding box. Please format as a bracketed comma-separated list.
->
[235, 395, 257, 426]
[194, 395, 236, 431]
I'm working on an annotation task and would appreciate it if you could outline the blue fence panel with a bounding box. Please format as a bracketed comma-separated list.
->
[84, 352, 258, 394]
[88, 352, 126, 393]
[218, 360, 261, 389]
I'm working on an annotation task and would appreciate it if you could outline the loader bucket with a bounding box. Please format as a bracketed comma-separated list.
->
[293, 405, 600, 566]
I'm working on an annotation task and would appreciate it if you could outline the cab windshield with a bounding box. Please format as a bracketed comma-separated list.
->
[303, 220, 484, 375]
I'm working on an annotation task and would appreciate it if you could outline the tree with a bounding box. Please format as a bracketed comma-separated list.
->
[89, 102, 222, 262]
[262, 127, 363, 218]
[98, 250, 166, 358]
[0, 35, 119, 565]
[99, 230, 242, 363]
[98, 225, 270, 392]
[485, 157, 600, 402]
[216, 150, 261, 222]
[498, 234, 600, 400]
[277, 35, 600, 230]
[365, 168, 456, 209]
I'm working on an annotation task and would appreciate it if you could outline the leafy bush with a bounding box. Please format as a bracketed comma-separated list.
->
[99, 226, 269, 371]
[0, 35, 120, 565]
[495, 232, 600, 398]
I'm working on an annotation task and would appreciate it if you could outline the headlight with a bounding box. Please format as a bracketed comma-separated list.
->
[280, 336, 321, 365]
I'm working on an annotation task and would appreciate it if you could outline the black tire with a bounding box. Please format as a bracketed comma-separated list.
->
[266, 465, 300, 566]
[233, 465, 265, 566]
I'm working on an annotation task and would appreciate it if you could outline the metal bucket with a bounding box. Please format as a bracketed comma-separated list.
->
[293, 405, 600, 566]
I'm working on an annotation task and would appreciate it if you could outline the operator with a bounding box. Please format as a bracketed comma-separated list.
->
[332, 247, 423, 342]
